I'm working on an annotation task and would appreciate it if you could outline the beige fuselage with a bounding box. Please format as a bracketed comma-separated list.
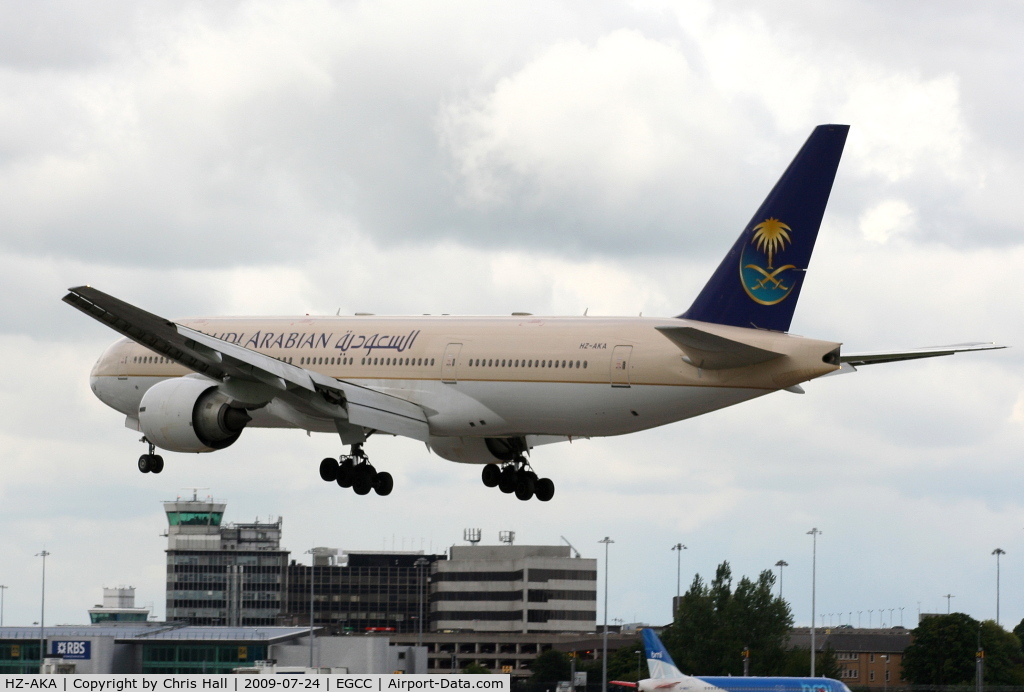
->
[91, 314, 841, 452]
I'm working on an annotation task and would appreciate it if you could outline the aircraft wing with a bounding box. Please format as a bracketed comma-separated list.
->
[62, 286, 429, 441]
[840, 342, 1006, 367]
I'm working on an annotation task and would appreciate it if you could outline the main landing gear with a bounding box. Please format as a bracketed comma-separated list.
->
[481, 458, 554, 502]
[318, 444, 393, 496]
[138, 437, 164, 474]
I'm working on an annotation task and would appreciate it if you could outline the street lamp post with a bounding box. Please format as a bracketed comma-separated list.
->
[671, 544, 687, 611]
[992, 549, 1005, 625]
[305, 549, 316, 668]
[807, 529, 821, 677]
[774, 561, 788, 600]
[36, 550, 49, 667]
[599, 537, 614, 692]
[944, 594, 955, 614]
[0, 585, 8, 627]
[415, 558, 429, 648]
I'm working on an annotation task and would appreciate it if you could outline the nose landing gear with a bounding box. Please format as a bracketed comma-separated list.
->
[137, 437, 164, 474]
[318, 444, 393, 496]
[481, 457, 554, 502]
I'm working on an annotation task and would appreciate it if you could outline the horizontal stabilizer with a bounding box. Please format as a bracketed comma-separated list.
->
[656, 326, 784, 370]
[841, 342, 1006, 367]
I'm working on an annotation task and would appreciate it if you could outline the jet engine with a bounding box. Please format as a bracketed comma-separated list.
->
[138, 377, 251, 453]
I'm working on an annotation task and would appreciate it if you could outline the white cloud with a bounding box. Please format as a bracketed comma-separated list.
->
[441, 29, 742, 208]
[858, 199, 916, 244]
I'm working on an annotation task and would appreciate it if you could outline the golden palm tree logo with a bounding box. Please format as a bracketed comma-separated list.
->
[751, 218, 791, 269]
[740, 217, 797, 305]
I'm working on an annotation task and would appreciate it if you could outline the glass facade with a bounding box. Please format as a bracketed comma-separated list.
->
[90, 612, 149, 623]
[166, 551, 288, 626]
[141, 642, 266, 674]
[0, 641, 41, 674]
[166, 512, 223, 526]
[284, 553, 444, 634]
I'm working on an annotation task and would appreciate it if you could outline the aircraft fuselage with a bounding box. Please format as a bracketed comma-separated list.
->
[90, 314, 841, 449]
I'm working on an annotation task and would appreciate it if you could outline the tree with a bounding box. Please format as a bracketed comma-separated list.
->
[660, 561, 794, 676]
[577, 639, 646, 683]
[1013, 617, 1024, 645]
[903, 614, 1024, 685]
[462, 662, 491, 674]
[979, 620, 1024, 685]
[530, 649, 571, 686]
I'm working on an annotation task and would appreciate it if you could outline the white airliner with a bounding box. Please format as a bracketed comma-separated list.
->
[65, 124, 1003, 501]
[611, 628, 852, 692]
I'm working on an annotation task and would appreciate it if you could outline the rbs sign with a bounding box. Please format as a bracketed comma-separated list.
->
[50, 640, 91, 659]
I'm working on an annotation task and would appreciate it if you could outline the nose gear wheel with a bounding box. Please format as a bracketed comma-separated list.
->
[137, 437, 164, 474]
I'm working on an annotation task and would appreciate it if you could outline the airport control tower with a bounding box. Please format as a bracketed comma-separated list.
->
[163, 491, 290, 626]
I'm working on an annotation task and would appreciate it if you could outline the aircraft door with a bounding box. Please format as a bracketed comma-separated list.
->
[610, 345, 632, 387]
[441, 343, 462, 384]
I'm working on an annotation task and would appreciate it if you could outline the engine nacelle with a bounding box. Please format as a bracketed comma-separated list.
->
[139, 377, 251, 453]
[428, 436, 526, 464]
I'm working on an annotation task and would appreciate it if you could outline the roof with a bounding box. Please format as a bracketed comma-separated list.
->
[787, 630, 912, 653]
[0, 625, 164, 638]
[124, 626, 315, 644]
[1, 625, 315, 645]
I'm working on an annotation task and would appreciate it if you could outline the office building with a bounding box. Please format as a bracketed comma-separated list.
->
[431, 544, 597, 633]
[164, 493, 289, 626]
[284, 550, 445, 634]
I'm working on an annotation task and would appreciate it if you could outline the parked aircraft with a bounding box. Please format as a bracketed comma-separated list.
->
[611, 628, 852, 692]
[64, 124, 1003, 500]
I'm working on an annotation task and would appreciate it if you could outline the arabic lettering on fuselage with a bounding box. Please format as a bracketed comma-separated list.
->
[202, 329, 421, 356]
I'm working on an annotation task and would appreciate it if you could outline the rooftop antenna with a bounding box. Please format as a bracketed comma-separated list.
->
[463, 529, 482, 545]
[561, 536, 581, 558]
[180, 487, 211, 501]
[499, 530, 515, 546]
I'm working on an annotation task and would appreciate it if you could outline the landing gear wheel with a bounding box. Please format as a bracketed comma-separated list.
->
[373, 471, 394, 496]
[336, 458, 354, 488]
[353, 465, 375, 495]
[150, 455, 164, 474]
[138, 455, 152, 473]
[319, 458, 339, 482]
[534, 478, 555, 502]
[514, 472, 535, 501]
[481, 464, 501, 488]
[498, 466, 517, 494]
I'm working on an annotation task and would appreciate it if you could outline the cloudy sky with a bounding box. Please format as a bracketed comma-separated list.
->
[1, 0, 1022, 636]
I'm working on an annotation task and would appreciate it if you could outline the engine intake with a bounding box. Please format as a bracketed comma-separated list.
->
[139, 377, 251, 453]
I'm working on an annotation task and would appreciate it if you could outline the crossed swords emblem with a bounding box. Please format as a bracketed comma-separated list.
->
[745, 263, 796, 291]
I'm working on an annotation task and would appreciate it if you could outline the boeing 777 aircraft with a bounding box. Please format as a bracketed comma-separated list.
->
[611, 628, 852, 692]
[65, 124, 1003, 501]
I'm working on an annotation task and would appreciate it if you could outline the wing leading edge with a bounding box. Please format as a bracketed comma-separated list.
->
[62, 286, 429, 441]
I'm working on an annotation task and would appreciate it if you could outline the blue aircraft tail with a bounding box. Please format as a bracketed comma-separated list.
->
[680, 124, 849, 333]
[641, 628, 684, 679]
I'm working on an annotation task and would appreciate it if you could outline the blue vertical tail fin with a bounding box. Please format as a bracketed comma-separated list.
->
[641, 628, 684, 679]
[680, 124, 849, 332]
